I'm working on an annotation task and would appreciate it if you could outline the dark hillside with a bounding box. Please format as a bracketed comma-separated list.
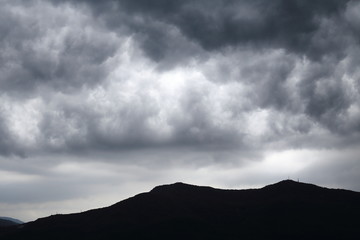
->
[1, 180, 359, 240]
[0, 219, 19, 227]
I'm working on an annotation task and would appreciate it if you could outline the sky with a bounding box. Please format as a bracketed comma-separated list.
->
[1, 0, 360, 222]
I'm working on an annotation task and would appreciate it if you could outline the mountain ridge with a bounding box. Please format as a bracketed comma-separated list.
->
[0, 219, 19, 228]
[1, 180, 359, 240]
[0, 217, 23, 225]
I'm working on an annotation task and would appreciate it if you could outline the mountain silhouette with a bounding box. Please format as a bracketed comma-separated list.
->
[1, 180, 359, 239]
[0, 219, 19, 228]
[0, 217, 23, 225]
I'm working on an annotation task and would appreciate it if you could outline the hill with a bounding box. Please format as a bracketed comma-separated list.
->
[0, 218, 23, 225]
[0, 219, 20, 228]
[1, 180, 359, 239]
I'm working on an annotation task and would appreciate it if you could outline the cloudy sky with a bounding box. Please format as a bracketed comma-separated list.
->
[1, 0, 360, 222]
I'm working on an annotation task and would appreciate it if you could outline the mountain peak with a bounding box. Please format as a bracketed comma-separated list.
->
[263, 179, 323, 193]
[151, 180, 319, 194]
[150, 182, 205, 193]
[273, 179, 301, 186]
[151, 182, 213, 192]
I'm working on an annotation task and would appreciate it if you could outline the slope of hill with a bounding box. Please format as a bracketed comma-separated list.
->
[0, 218, 23, 225]
[1, 180, 359, 240]
[0, 219, 19, 228]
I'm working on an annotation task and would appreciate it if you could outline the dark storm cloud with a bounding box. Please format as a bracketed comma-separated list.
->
[0, 106, 29, 157]
[35, 86, 246, 155]
[66, 0, 351, 61]
[166, 87, 245, 150]
[0, 0, 359, 157]
[0, 0, 118, 98]
[0, 114, 14, 156]
[300, 62, 351, 129]
[38, 99, 162, 152]
[50, 0, 360, 141]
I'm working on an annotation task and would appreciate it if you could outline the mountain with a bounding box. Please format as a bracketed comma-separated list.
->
[0, 219, 19, 228]
[0, 218, 23, 225]
[1, 180, 359, 239]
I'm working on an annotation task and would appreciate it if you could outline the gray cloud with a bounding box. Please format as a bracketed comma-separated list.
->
[0, 0, 359, 157]
[0, 114, 14, 156]
[0, 0, 118, 98]
[66, 0, 360, 140]
[68, 0, 351, 60]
